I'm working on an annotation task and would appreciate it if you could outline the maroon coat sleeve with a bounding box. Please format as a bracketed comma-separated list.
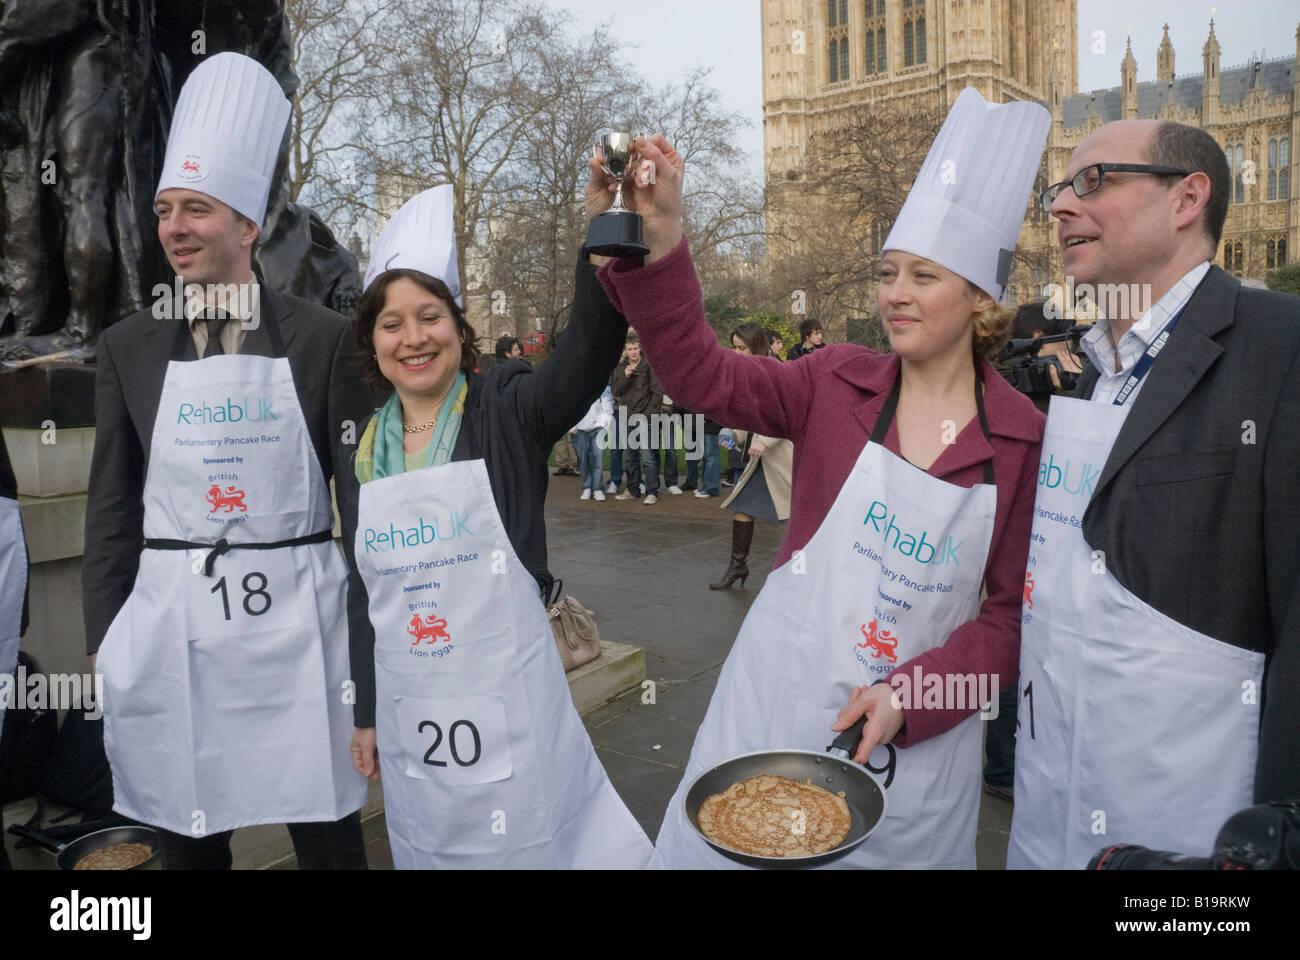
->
[599, 238, 818, 444]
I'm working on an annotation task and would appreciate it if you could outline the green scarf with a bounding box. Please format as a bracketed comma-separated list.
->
[355, 373, 468, 483]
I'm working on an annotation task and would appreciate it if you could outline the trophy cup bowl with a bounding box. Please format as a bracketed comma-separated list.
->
[585, 132, 650, 258]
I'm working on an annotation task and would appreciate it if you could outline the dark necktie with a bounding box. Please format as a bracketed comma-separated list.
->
[202, 312, 230, 358]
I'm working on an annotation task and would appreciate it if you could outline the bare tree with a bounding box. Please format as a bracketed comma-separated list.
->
[373, 0, 573, 300]
[765, 98, 945, 346]
[283, 0, 387, 233]
[480, 25, 631, 340]
[280, 0, 767, 350]
[635, 68, 765, 272]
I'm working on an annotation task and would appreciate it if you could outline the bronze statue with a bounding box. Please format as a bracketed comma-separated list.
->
[0, 0, 359, 359]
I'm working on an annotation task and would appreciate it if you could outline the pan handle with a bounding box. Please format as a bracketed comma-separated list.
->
[827, 716, 867, 759]
[6, 822, 67, 854]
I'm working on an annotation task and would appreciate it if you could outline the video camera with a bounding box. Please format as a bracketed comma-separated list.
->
[1000, 323, 1090, 397]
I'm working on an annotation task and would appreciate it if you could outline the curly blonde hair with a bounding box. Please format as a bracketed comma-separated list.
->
[969, 291, 1014, 359]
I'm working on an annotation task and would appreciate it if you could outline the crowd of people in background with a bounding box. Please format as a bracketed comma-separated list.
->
[520, 318, 828, 506]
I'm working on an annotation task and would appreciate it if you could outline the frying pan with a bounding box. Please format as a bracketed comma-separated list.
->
[684, 717, 886, 868]
[11, 822, 162, 871]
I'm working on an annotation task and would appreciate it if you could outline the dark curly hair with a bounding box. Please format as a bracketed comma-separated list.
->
[352, 268, 479, 392]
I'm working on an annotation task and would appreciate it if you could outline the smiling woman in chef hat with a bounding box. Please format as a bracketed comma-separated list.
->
[334, 185, 655, 869]
[593, 89, 1051, 868]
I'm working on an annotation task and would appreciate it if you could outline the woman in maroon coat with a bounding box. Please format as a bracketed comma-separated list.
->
[585, 126, 1046, 868]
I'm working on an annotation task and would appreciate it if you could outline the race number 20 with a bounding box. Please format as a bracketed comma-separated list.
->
[396, 695, 512, 786]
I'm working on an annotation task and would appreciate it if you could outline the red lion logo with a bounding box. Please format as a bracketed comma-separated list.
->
[407, 613, 451, 645]
[857, 619, 898, 662]
[1024, 571, 1034, 609]
[181, 159, 200, 173]
[206, 484, 247, 513]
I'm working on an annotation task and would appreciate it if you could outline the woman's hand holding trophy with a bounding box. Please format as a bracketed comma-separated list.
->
[585, 133, 685, 265]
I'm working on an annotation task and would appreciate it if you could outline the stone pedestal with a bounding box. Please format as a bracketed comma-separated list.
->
[0, 364, 97, 430]
[3, 427, 97, 500]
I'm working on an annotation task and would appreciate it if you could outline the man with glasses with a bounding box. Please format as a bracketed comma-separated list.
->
[1007, 120, 1300, 869]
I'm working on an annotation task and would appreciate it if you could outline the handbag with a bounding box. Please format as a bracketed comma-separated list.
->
[544, 580, 601, 672]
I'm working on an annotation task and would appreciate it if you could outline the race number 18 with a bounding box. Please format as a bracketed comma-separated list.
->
[187, 560, 299, 639]
[210, 571, 272, 621]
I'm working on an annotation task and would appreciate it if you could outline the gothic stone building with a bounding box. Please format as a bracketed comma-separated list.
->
[762, 1, 1299, 333]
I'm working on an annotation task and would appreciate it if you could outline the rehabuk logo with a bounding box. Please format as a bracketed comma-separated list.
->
[863, 500, 962, 565]
[1037, 453, 1100, 499]
[364, 511, 473, 553]
[177, 396, 276, 425]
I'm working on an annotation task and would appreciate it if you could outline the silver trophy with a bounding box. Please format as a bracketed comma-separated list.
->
[585, 132, 650, 257]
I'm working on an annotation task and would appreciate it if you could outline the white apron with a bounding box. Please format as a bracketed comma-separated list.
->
[0, 495, 27, 738]
[98, 315, 367, 834]
[354, 456, 654, 869]
[656, 378, 998, 868]
[1007, 394, 1262, 869]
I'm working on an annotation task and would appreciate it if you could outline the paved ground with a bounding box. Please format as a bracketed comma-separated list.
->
[288, 471, 1014, 869]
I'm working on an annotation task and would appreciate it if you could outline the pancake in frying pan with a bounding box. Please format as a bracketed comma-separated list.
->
[699, 774, 851, 858]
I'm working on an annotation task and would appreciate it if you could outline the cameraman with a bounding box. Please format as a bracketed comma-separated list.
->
[998, 301, 1085, 413]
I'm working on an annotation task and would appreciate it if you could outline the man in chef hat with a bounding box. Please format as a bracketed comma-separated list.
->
[83, 52, 372, 869]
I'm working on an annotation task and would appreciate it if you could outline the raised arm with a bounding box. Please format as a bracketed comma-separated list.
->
[502, 258, 628, 450]
[599, 239, 817, 443]
[590, 135, 819, 443]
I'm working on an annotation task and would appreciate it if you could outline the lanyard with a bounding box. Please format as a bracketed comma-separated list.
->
[1111, 307, 1184, 406]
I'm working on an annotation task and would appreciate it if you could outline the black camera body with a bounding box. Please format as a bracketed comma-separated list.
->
[1088, 800, 1300, 870]
[1005, 354, 1078, 396]
[1000, 323, 1090, 400]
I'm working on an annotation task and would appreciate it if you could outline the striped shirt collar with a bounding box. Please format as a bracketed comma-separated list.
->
[1080, 261, 1211, 377]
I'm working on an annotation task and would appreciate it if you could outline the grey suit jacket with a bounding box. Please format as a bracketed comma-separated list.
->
[82, 287, 372, 654]
[1076, 266, 1300, 804]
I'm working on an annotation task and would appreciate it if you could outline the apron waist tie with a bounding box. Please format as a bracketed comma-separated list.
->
[144, 529, 334, 576]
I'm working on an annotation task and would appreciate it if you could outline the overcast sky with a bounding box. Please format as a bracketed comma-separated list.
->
[550, 0, 1300, 178]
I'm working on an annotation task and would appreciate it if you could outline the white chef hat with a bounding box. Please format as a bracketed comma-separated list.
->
[364, 185, 461, 306]
[155, 52, 290, 229]
[882, 87, 1050, 301]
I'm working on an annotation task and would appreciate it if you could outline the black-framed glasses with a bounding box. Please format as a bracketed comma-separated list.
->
[1039, 162, 1190, 212]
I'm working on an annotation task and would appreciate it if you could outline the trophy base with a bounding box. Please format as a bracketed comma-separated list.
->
[585, 210, 649, 258]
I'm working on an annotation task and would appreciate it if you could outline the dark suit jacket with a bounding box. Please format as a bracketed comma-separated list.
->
[82, 287, 372, 654]
[1076, 266, 1300, 804]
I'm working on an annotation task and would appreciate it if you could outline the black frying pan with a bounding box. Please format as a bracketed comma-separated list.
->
[683, 717, 887, 868]
[11, 821, 161, 870]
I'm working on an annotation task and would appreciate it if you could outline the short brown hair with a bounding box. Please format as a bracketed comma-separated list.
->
[1147, 122, 1230, 246]
[352, 269, 479, 392]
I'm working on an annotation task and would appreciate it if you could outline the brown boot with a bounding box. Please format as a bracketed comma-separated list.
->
[710, 518, 754, 589]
